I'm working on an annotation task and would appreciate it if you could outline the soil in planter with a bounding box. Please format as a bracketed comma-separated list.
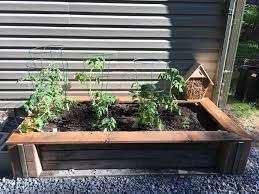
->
[44, 103, 221, 132]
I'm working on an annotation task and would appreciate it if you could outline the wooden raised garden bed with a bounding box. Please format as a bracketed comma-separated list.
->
[6, 97, 252, 177]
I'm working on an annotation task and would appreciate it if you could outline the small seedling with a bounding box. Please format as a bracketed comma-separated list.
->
[75, 57, 117, 131]
[139, 100, 158, 127]
[158, 68, 185, 96]
[100, 117, 117, 132]
[92, 92, 117, 131]
[180, 117, 191, 129]
[92, 92, 116, 119]
[75, 56, 105, 96]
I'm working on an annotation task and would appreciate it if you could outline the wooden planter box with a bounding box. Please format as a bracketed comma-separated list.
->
[6, 97, 252, 177]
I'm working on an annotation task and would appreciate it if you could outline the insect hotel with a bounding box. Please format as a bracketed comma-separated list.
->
[184, 63, 214, 100]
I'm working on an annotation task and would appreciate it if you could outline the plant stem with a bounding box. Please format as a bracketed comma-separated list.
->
[89, 68, 93, 98]
[169, 86, 173, 97]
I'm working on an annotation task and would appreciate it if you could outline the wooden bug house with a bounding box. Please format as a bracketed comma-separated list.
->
[184, 63, 214, 100]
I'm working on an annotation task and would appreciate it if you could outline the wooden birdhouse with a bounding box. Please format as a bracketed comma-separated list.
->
[184, 63, 214, 100]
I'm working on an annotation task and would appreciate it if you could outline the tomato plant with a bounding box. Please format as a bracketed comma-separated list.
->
[131, 68, 185, 130]
[75, 57, 117, 131]
[19, 64, 74, 133]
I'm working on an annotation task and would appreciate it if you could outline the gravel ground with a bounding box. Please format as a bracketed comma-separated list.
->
[0, 148, 258, 194]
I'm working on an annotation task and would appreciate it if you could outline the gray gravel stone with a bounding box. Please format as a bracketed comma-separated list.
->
[0, 148, 258, 194]
[0, 111, 9, 131]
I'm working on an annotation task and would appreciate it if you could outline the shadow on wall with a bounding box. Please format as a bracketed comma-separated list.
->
[155, 1, 225, 97]
[167, 0, 224, 84]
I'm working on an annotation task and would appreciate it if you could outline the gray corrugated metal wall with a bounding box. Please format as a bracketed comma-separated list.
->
[0, 0, 226, 108]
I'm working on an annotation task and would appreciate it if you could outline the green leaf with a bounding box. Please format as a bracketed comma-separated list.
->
[243, 5, 259, 26]
[100, 117, 117, 131]
[34, 118, 44, 130]
[140, 84, 156, 98]
[19, 123, 29, 133]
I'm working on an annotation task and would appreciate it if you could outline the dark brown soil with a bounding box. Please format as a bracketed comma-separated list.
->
[44, 103, 221, 132]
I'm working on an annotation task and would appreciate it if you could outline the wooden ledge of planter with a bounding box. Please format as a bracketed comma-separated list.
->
[6, 131, 248, 145]
[66, 96, 202, 104]
[199, 98, 251, 138]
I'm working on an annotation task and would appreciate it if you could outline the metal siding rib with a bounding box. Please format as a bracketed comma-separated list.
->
[0, 26, 222, 38]
[0, 1, 223, 15]
[0, 38, 221, 49]
[0, 60, 217, 71]
[0, 14, 222, 27]
[0, 49, 220, 60]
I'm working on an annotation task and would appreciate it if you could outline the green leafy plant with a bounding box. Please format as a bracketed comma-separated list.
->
[92, 91, 117, 131]
[131, 82, 162, 129]
[131, 68, 185, 130]
[92, 92, 116, 119]
[158, 68, 185, 114]
[139, 100, 157, 127]
[243, 5, 259, 26]
[18, 64, 73, 133]
[180, 117, 191, 129]
[75, 56, 105, 96]
[100, 117, 117, 132]
[158, 68, 185, 96]
[75, 56, 117, 131]
[139, 100, 164, 130]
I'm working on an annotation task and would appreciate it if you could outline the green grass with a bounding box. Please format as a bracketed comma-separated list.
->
[228, 95, 259, 118]
[236, 41, 259, 59]
[228, 79, 259, 119]
[243, 5, 259, 26]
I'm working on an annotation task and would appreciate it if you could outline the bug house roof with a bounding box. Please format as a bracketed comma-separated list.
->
[184, 63, 214, 85]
